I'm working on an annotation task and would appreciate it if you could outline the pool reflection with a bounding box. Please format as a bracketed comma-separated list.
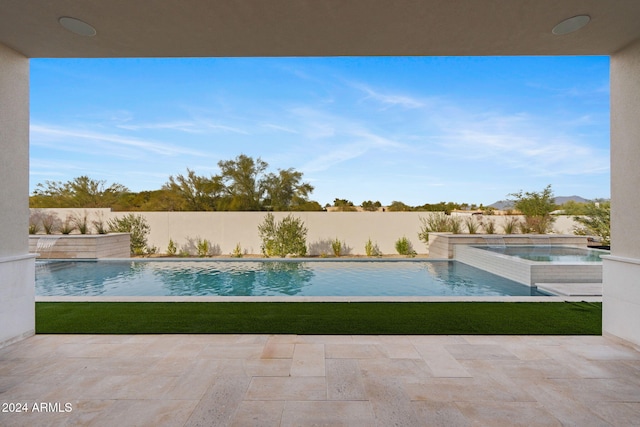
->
[151, 261, 315, 296]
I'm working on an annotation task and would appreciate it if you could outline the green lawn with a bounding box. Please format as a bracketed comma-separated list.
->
[36, 301, 601, 335]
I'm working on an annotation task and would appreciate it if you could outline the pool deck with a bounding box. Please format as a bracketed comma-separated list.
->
[536, 282, 603, 297]
[1, 334, 639, 426]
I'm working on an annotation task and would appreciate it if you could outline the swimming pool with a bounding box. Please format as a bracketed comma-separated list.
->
[35, 259, 544, 297]
[477, 245, 608, 262]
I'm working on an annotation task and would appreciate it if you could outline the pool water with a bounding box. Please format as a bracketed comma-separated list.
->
[35, 260, 544, 297]
[478, 245, 607, 262]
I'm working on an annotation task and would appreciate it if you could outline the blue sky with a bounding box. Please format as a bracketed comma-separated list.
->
[30, 56, 610, 206]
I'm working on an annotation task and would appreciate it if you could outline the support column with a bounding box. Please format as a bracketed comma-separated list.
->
[604, 38, 640, 347]
[0, 43, 34, 348]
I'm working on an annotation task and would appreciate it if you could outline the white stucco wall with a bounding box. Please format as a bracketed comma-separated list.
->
[0, 43, 34, 348]
[29, 208, 585, 256]
[605, 38, 640, 347]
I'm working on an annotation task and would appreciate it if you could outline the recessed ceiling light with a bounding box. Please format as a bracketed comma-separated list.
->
[59, 16, 97, 37]
[552, 15, 590, 35]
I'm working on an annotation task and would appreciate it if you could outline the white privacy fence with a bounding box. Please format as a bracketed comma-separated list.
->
[29, 208, 583, 256]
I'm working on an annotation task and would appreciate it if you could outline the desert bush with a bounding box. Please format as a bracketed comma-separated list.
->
[28, 213, 42, 235]
[73, 211, 90, 234]
[509, 185, 556, 234]
[195, 237, 212, 257]
[167, 238, 177, 256]
[92, 212, 108, 234]
[501, 216, 521, 234]
[331, 238, 344, 257]
[231, 243, 244, 258]
[108, 213, 151, 255]
[449, 216, 463, 234]
[59, 216, 76, 235]
[417, 212, 451, 244]
[41, 213, 59, 234]
[395, 236, 416, 257]
[573, 202, 610, 246]
[465, 216, 479, 234]
[258, 213, 307, 257]
[365, 238, 381, 257]
[482, 218, 496, 234]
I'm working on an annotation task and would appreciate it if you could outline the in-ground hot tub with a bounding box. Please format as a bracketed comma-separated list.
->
[454, 245, 606, 287]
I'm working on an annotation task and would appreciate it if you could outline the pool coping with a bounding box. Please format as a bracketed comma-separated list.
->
[35, 295, 602, 303]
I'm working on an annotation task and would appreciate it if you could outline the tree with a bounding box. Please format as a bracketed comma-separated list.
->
[290, 200, 324, 211]
[509, 184, 556, 234]
[361, 200, 382, 211]
[218, 154, 268, 211]
[558, 200, 590, 215]
[162, 169, 223, 211]
[573, 202, 611, 246]
[30, 176, 129, 208]
[332, 198, 357, 212]
[387, 201, 412, 212]
[262, 168, 314, 211]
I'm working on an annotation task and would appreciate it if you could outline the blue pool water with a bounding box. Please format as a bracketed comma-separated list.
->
[35, 260, 544, 297]
[478, 245, 607, 262]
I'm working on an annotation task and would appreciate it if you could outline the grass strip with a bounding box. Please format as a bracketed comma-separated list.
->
[36, 302, 601, 335]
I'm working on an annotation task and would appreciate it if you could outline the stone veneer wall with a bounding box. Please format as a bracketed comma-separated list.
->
[454, 245, 603, 286]
[28, 233, 130, 259]
[427, 233, 589, 259]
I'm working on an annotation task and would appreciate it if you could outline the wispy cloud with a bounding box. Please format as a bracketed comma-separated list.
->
[117, 119, 250, 135]
[427, 109, 609, 177]
[353, 83, 426, 110]
[261, 123, 299, 134]
[31, 124, 208, 158]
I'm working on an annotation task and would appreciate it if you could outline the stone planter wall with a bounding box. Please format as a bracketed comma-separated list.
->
[427, 233, 589, 259]
[28, 233, 130, 259]
[454, 245, 602, 286]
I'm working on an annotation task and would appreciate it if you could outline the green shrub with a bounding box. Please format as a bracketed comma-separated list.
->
[509, 185, 556, 234]
[231, 243, 244, 258]
[258, 213, 307, 257]
[395, 236, 416, 257]
[418, 212, 450, 243]
[331, 238, 343, 257]
[365, 238, 381, 257]
[108, 213, 151, 255]
[573, 202, 611, 246]
[195, 237, 211, 257]
[167, 238, 177, 256]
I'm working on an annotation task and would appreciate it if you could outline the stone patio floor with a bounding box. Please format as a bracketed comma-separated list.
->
[1, 334, 640, 426]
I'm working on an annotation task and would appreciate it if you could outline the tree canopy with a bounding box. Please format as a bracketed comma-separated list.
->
[30, 155, 321, 212]
[30, 176, 129, 208]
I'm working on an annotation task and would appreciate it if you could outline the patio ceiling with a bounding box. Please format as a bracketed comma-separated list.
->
[1, 0, 639, 58]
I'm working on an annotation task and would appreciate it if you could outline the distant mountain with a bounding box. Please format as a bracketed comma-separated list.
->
[489, 195, 591, 210]
[554, 195, 590, 205]
[488, 200, 515, 210]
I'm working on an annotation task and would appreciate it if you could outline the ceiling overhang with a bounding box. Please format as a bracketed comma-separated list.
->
[1, 0, 640, 58]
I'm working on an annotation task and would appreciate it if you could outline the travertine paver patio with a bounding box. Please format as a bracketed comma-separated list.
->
[1, 334, 639, 426]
